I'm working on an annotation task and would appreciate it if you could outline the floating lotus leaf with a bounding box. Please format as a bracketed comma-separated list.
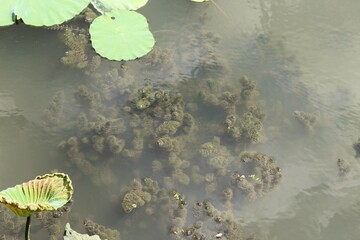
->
[0, 0, 15, 26]
[0, 0, 91, 27]
[64, 223, 101, 240]
[92, 0, 148, 13]
[0, 173, 73, 217]
[89, 10, 155, 61]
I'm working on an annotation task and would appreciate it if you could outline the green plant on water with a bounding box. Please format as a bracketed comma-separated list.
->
[91, 0, 149, 13]
[0, 0, 154, 61]
[0, 0, 91, 26]
[0, 173, 73, 240]
[89, 9, 155, 61]
[89, 0, 154, 61]
[0, 0, 217, 61]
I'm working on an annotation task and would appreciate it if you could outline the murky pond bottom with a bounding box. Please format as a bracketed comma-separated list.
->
[1, 0, 360, 239]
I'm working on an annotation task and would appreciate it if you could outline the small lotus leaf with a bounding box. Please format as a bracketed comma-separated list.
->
[92, 0, 148, 13]
[64, 223, 101, 240]
[0, 0, 15, 26]
[89, 10, 155, 61]
[0, 173, 73, 217]
[0, 0, 91, 27]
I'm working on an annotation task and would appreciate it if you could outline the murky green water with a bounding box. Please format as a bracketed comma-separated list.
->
[1, 0, 360, 239]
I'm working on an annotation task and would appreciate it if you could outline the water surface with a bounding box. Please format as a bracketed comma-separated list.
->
[1, 0, 360, 239]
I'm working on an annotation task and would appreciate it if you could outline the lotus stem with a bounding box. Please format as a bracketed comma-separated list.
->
[25, 216, 31, 240]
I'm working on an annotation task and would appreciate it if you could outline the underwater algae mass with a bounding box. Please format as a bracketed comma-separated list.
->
[1, 0, 360, 239]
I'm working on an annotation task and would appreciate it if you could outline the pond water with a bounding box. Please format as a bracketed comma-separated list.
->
[1, 0, 360, 239]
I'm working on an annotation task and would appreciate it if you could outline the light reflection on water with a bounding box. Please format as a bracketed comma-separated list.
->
[1, 0, 360, 239]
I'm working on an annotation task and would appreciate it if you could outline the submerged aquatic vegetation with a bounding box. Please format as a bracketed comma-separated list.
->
[239, 111, 262, 143]
[60, 28, 92, 70]
[84, 219, 121, 240]
[240, 76, 258, 102]
[225, 111, 262, 143]
[156, 121, 182, 136]
[121, 179, 152, 213]
[53, 75, 278, 237]
[199, 137, 233, 176]
[55, 54, 277, 206]
[293, 110, 318, 128]
[188, 74, 264, 143]
[337, 158, 351, 178]
[166, 153, 191, 186]
[138, 48, 178, 81]
[43, 91, 65, 127]
[123, 82, 196, 154]
[35, 200, 73, 239]
[353, 138, 360, 158]
[58, 135, 118, 185]
[168, 198, 244, 240]
[194, 140, 282, 201]
[118, 177, 248, 239]
[231, 152, 283, 201]
[175, 26, 228, 78]
[51, 47, 282, 237]
[46, 15, 286, 238]
[0, 204, 23, 238]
